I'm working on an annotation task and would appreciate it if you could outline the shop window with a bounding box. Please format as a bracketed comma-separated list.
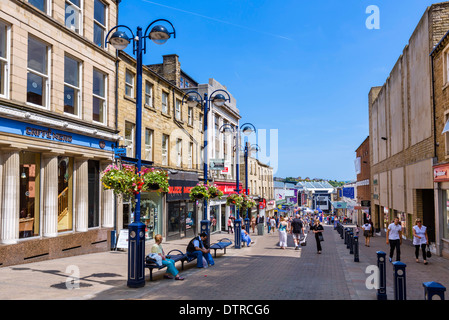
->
[88, 160, 100, 228]
[141, 192, 162, 240]
[19, 152, 41, 239]
[58, 156, 73, 232]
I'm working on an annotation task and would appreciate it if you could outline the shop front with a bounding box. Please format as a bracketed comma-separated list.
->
[166, 171, 199, 240]
[433, 163, 449, 258]
[0, 107, 117, 266]
[212, 181, 243, 233]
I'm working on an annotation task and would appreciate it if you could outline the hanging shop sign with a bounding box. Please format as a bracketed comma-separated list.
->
[434, 163, 449, 182]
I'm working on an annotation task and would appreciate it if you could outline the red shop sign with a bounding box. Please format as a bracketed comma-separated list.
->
[434, 163, 449, 182]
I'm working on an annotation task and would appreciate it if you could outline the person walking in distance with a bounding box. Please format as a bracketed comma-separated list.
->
[278, 216, 288, 249]
[312, 219, 324, 254]
[362, 221, 372, 247]
[291, 214, 304, 250]
[413, 218, 429, 264]
[386, 217, 402, 263]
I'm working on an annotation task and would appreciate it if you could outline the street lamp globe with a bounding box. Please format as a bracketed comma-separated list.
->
[187, 95, 200, 108]
[241, 124, 255, 136]
[212, 93, 226, 107]
[109, 30, 131, 50]
[149, 25, 171, 45]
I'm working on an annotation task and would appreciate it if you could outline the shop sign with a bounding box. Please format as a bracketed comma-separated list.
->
[209, 158, 225, 171]
[167, 179, 199, 201]
[214, 181, 243, 195]
[434, 164, 449, 182]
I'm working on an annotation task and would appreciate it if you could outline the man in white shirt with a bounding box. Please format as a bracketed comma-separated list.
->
[386, 217, 402, 263]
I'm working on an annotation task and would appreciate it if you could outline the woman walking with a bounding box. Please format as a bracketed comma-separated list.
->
[362, 221, 372, 247]
[413, 218, 429, 264]
[312, 219, 324, 254]
[278, 216, 288, 249]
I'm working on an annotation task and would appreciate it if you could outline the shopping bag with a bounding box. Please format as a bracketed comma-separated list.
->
[300, 233, 308, 246]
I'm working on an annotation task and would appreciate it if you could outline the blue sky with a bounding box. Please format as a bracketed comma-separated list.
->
[118, 0, 440, 181]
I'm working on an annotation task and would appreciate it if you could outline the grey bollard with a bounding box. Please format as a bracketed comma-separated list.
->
[353, 236, 359, 262]
[393, 261, 407, 300]
[423, 282, 446, 300]
[376, 251, 387, 300]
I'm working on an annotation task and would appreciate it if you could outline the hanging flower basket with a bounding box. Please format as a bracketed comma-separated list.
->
[101, 164, 169, 198]
[141, 167, 169, 193]
[189, 183, 209, 201]
[226, 193, 243, 208]
[241, 194, 257, 211]
[207, 183, 224, 199]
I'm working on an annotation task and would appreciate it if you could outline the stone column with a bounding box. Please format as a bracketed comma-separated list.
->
[0, 149, 20, 244]
[101, 161, 114, 228]
[75, 158, 89, 232]
[42, 154, 59, 238]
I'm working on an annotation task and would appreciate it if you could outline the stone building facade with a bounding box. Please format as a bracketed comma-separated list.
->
[0, 0, 119, 266]
[369, 3, 449, 243]
[116, 52, 204, 241]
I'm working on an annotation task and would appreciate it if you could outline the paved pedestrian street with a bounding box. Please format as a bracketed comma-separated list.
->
[1, 224, 449, 302]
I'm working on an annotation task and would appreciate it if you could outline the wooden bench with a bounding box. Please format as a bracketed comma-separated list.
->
[209, 238, 233, 258]
[145, 249, 190, 281]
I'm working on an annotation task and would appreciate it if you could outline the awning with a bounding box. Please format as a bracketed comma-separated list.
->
[331, 201, 347, 209]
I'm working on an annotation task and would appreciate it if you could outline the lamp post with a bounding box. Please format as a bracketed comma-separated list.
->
[220, 123, 257, 248]
[105, 19, 176, 288]
[244, 141, 260, 233]
[182, 90, 231, 248]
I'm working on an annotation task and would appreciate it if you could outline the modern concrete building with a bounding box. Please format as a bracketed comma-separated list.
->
[369, 2, 449, 244]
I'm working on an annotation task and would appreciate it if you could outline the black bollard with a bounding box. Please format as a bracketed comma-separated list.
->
[376, 251, 387, 300]
[344, 228, 348, 245]
[349, 232, 354, 254]
[423, 282, 446, 300]
[393, 261, 407, 300]
[340, 224, 344, 239]
[353, 236, 359, 262]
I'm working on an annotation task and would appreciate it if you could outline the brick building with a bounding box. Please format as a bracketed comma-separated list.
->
[355, 136, 370, 224]
[429, 27, 449, 258]
[369, 2, 449, 242]
[0, 0, 119, 266]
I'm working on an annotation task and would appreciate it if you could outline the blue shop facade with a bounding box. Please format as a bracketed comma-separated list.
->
[0, 104, 119, 267]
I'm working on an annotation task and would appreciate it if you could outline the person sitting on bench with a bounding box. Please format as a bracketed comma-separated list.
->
[152, 234, 184, 280]
[186, 232, 215, 268]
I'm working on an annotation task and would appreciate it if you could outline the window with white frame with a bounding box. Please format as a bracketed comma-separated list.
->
[188, 107, 193, 126]
[65, 0, 82, 34]
[188, 142, 193, 169]
[125, 69, 134, 98]
[93, 0, 106, 48]
[28, 0, 50, 14]
[145, 128, 153, 161]
[176, 139, 182, 167]
[175, 99, 181, 120]
[199, 113, 203, 131]
[0, 21, 10, 98]
[64, 55, 81, 116]
[162, 91, 168, 114]
[145, 81, 153, 107]
[27, 36, 50, 108]
[162, 134, 169, 165]
[124, 121, 134, 157]
[92, 68, 106, 123]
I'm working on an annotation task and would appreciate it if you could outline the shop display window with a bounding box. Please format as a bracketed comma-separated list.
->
[58, 156, 73, 232]
[19, 151, 40, 239]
